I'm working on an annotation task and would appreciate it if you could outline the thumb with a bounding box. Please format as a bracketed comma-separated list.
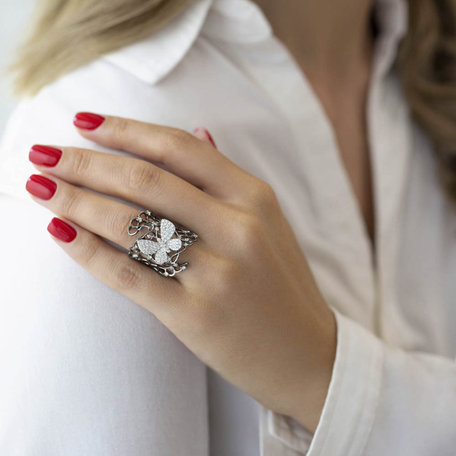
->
[192, 127, 217, 148]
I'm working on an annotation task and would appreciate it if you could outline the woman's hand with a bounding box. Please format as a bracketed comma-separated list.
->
[26, 113, 337, 433]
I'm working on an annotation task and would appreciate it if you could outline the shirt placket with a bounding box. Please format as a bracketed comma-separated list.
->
[261, 36, 379, 323]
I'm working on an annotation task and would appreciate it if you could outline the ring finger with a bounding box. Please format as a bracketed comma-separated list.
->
[25, 173, 211, 280]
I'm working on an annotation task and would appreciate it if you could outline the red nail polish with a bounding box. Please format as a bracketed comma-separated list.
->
[25, 174, 57, 200]
[29, 145, 62, 167]
[47, 217, 77, 242]
[73, 112, 105, 130]
[202, 128, 216, 148]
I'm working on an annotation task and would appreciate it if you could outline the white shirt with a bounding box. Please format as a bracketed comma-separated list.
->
[1, 0, 455, 454]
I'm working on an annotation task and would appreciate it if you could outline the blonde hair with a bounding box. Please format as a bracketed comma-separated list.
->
[10, 0, 456, 201]
[397, 0, 456, 201]
[10, 0, 193, 96]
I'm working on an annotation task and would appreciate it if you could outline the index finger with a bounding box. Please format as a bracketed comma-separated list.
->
[73, 112, 250, 198]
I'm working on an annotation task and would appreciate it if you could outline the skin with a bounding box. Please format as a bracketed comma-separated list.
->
[26, 0, 377, 435]
[28, 117, 336, 433]
[253, 0, 376, 248]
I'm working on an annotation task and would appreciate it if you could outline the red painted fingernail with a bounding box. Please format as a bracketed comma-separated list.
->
[25, 174, 57, 200]
[47, 217, 77, 242]
[202, 128, 216, 147]
[29, 145, 62, 167]
[73, 112, 105, 130]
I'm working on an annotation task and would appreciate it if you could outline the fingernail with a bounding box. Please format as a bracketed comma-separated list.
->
[25, 174, 57, 200]
[203, 128, 216, 147]
[193, 127, 217, 148]
[29, 145, 62, 167]
[73, 112, 105, 130]
[47, 217, 77, 242]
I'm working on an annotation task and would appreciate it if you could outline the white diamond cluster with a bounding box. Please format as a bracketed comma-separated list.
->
[137, 219, 182, 265]
[127, 210, 198, 277]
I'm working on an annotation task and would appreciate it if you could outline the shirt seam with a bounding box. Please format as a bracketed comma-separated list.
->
[358, 338, 385, 455]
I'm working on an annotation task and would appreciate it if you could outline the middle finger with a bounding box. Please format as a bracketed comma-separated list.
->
[28, 144, 221, 235]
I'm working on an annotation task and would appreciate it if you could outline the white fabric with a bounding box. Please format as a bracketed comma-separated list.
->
[1, 0, 456, 454]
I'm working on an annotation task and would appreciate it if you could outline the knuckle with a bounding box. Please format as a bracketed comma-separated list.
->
[152, 127, 193, 165]
[231, 211, 263, 249]
[105, 210, 129, 242]
[160, 128, 193, 157]
[258, 179, 277, 201]
[193, 258, 239, 304]
[113, 262, 143, 291]
[251, 179, 279, 210]
[216, 258, 240, 287]
[126, 161, 161, 194]
[60, 187, 83, 218]
[167, 128, 193, 148]
[206, 259, 241, 303]
[74, 235, 100, 269]
[112, 117, 130, 144]
[71, 149, 92, 178]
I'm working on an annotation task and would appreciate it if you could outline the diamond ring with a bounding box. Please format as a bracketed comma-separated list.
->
[127, 210, 198, 277]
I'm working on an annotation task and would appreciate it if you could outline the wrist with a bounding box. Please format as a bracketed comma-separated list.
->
[290, 310, 337, 433]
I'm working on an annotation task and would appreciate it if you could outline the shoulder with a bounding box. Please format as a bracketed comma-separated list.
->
[0, 0, 219, 199]
[0, 0, 275, 200]
[6, 0, 216, 126]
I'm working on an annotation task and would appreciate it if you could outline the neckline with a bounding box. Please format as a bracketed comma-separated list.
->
[203, 0, 411, 287]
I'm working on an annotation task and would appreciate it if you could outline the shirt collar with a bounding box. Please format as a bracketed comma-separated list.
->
[372, 0, 408, 79]
[202, 0, 272, 43]
[103, 0, 408, 85]
[103, 0, 213, 85]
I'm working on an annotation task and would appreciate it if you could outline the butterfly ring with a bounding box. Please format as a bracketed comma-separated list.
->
[126, 209, 198, 277]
